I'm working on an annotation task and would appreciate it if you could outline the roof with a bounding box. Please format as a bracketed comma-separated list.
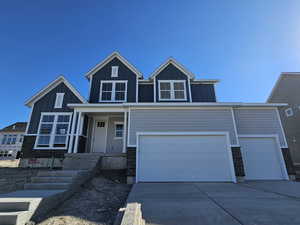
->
[0, 122, 27, 132]
[25, 75, 87, 107]
[149, 57, 196, 80]
[267, 72, 300, 102]
[68, 102, 288, 109]
[85, 52, 143, 80]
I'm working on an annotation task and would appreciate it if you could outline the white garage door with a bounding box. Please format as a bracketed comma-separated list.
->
[136, 132, 236, 183]
[239, 136, 288, 180]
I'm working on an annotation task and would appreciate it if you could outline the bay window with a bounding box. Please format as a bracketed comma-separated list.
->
[100, 81, 127, 102]
[158, 80, 187, 101]
[35, 113, 72, 149]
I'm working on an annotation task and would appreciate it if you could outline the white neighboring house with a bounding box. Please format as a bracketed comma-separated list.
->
[0, 122, 27, 159]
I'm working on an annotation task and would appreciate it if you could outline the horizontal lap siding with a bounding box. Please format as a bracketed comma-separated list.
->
[234, 108, 287, 147]
[129, 109, 237, 146]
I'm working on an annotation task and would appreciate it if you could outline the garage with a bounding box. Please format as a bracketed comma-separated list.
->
[239, 135, 289, 180]
[136, 132, 236, 183]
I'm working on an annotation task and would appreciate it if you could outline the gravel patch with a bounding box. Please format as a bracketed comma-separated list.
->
[35, 172, 131, 225]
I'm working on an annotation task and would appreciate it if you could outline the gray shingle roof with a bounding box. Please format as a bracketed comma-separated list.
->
[0, 122, 27, 132]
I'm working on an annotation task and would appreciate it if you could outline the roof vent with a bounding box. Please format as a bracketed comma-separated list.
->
[12, 125, 16, 130]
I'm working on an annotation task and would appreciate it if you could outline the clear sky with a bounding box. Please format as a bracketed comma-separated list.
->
[1, 0, 300, 128]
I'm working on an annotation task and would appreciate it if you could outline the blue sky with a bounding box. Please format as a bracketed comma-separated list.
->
[1, 0, 300, 128]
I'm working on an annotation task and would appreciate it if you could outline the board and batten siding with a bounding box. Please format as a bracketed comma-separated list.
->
[233, 108, 287, 147]
[128, 108, 237, 146]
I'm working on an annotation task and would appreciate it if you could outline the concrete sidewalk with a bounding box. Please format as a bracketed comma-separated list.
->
[126, 182, 300, 225]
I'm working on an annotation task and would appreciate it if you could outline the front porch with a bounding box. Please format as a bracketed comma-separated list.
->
[67, 106, 128, 155]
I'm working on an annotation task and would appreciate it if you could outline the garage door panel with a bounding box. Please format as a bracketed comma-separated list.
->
[137, 134, 236, 182]
[239, 137, 287, 180]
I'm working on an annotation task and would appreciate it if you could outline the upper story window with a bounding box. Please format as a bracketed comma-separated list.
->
[158, 80, 187, 101]
[285, 108, 293, 117]
[54, 93, 65, 109]
[1, 134, 18, 145]
[111, 66, 119, 77]
[35, 113, 72, 149]
[100, 80, 127, 102]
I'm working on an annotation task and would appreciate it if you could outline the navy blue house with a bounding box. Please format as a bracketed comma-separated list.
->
[21, 52, 294, 182]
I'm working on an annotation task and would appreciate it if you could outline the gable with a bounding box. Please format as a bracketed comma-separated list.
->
[25, 76, 86, 107]
[150, 58, 195, 80]
[155, 63, 189, 80]
[85, 52, 142, 80]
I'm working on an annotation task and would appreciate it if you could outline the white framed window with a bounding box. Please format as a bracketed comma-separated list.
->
[111, 66, 119, 77]
[114, 122, 124, 139]
[1, 134, 17, 145]
[19, 134, 24, 143]
[35, 112, 72, 149]
[100, 80, 127, 102]
[158, 80, 187, 101]
[54, 93, 65, 109]
[285, 108, 293, 117]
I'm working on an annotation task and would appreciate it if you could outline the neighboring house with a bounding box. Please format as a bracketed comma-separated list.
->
[268, 72, 300, 167]
[0, 122, 27, 159]
[21, 52, 295, 182]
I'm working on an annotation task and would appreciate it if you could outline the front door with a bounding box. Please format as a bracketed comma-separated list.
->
[92, 119, 108, 153]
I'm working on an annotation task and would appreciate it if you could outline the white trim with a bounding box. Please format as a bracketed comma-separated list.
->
[25, 75, 86, 107]
[54, 93, 65, 109]
[276, 108, 289, 148]
[136, 76, 138, 102]
[153, 77, 156, 102]
[114, 121, 124, 139]
[136, 131, 237, 183]
[191, 79, 220, 84]
[149, 58, 195, 80]
[99, 80, 128, 102]
[34, 112, 72, 150]
[68, 102, 288, 108]
[85, 52, 142, 80]
[238, 134, 289, 180]
[73, 112, 82, 153]
[127, 108, 131, 147]
[231, 108, 240, 146]
[187, 79, 192, 102]
[123, 111, 127, 153]
[158, 80, 187, 101]
[25, 104, 34, 134]
[68, 111, 77, 153]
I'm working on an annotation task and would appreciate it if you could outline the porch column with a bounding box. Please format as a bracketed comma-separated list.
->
[73, 112, 82, 154]
[68, 110, 77, 153]
[123, 111, 127, 153]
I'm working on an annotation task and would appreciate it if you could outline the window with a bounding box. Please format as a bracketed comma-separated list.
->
[54, 93, 65, 109]
[1, 135, 7, 145]
[19, 135, 24, 143]
[1, 134, 17, 145]
[158, 80, 186, 101]
[35, 113, 71, 149]
[100, 81, 127, 102]
[111, 66, 119, 77]
[285, 108, 293, 117]
[114, 122, 124, 139]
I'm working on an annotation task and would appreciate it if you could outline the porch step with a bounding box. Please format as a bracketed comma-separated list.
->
[31, 176, 73, 183]
[63, 153, 103, 170]
[0, 202, 30, 212]
[24, 183, 70, 190]
[37, 170, 79, 177]
[0, 211, 29, 225]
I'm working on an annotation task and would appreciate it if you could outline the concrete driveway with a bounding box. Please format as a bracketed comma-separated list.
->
[127, 181, 300, 225]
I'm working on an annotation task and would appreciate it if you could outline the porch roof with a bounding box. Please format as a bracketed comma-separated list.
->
[67, 102, 288, 112]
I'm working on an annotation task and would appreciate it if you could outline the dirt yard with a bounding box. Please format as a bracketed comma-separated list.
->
[36, 171, 132, 225]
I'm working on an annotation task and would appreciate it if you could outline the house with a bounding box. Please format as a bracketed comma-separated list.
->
[0, 122, 27, 159]
[268, 72, 300, 169]
[21, 52, 295, 182]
